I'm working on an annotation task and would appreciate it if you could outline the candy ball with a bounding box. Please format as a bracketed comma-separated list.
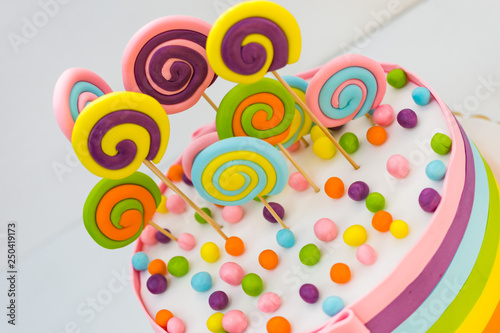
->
[419, 188, 441, 212]
[299, 244, 321, 266]
[242, 273, 264, 296]
[253, 195, 268, 202]
[148, 259, 167, 275]
[207, 312, 224, 332]
[258, 292, 282, 313]
[200, 242, 220, 263]
[157, 195, 168, 213]
[222, 310, 248, 333]
[299, 283, 319, 304]
[155, 309, 173, 329]
[194, 207, 212, 224]
[390, 220, 409, 239]
[313, 136, 337, 159]
[225, 236, 245, 256]
[339, 132, 359, 154]
[219, 262, 245, 286]
[397, 108, 418, 129]
[259, 250, 279, 270]
[209, 291, 229, 311]
[182, 173, 193, 186]
[330, 263, 351, 284]
[288, 172, 309, 192]
[166, 195, 187, 214]
[372, 211, 393, 232]
[132, 252, 149, 271]
[348, 181, 369, 201]
[356, 244, 377, 265]
[267, 316, 291, 333]
[178, 233, 196, 251]
[167, 164, 184, 182]
[343, 225, 368, 247]
[147, 274, 168, 294]
[310, 125, 325, 142]
[367, 126, 387, 146]
[323, 296, 345, 316]
[167, 317, 185, 333]
[387, 69, 407, 89]
[287, 141, 301, 152]
[140, 224, 158, 246]
[222, 206, 244, 224]
[156, 228, 172, 244]
[314, 218, 338, 242]
[412, 87, 431, 105]
[324, 177, 345, 199]
[276, 229, 295, 248]
[387, 154, 410, 178]
[426, 160, 447, 181]
[191, 271, 213, 292]
[372, 104, 395, 126]
[168, 256, 189, 277]
[431, 133, 452, 155]
[366, 192, 386, 213]
[263, 202, 285, 223]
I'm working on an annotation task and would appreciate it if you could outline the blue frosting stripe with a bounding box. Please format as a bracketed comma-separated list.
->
[212, 159, 265, 197]
[281, 75, 309, 149]
[69, 81, 106, 121]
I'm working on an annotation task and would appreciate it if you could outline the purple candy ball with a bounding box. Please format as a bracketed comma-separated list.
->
[156, 228, 172, 243]
[348, 181, 370, 201]
[397, 109, 418, 129]
[299, 283, 319, 304]
[182, 173, 193, 186]
[209, 290, 229, 310]
[419, 188, 441, 212]
[329, 125, 344, 131]
[263, 202, 285, 223]
[147, 274, 168, 294]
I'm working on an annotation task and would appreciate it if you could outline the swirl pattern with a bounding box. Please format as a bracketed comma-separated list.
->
[72, 91, 170, 180]
[306, 54, 387, 127]
[122, 16, 217, 114]
[83, 172, 161, 249]
[206, 0, 301, 84]
[182, 132, 219, 181]
[191, 137, 288, 206]
[216, 78, 295, 146]
[53, 68, 112, 141]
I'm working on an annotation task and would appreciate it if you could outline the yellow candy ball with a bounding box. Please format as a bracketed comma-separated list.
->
[156, 195, 168, 213]
[390, 220, 409, 239]
[313, 137, 337, 160]
[200, 242, 220, 263]
[343, 225, 368, 247]
[207, 312, 224, 332]
[310, 125, 325, 142]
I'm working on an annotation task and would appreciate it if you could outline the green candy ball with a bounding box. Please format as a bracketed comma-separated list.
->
[431, 133, 452, 155]
[339, 132, 360, 154]
[253, 195, 268, 202]
[194, 207, 212, 224]
[299, 243, 321, 266]
[366, 192, 386, 213]
[241, 273, 263, 296]
[387, 69, 407, 89]
[168, 256, 189, 277]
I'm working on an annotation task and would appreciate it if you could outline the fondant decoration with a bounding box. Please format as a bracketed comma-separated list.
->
[431, 133, 452, 155]
[132, 252, 149, 271]
[166, 194, 187, 214]
[148, 259, 167, 275]
[366, 192, 386, 213]
[312, 136, 337, 159]
[167, 256, 189, 277]
[225, 236, 245, 256]
[314, 218, 338, 242]
[397, 108, 418, 128]
[387, 69, 407, 89]
[371, 211, 393, 233]
[219, 262, 245, 285]
[241, 273, 264, 296]
[343, 225, 368, 247]
[366, 125, 387, 145]
[207, 312, 224, 332]
[300, 283, 320, 304]
[156, 228, 172, 243]
[390, 220, 409, 239]
[141, 224, 158, 245]
[258, 292, 282, 313]
[372, 104, 395, 126]
[263, 202, 285, 223]
[387, 154, 410, 178]
[167, 165, 184, 181]
[267, 316, 291, 333]
[330, 263, 352, 284]
[419, 188, 441, 212]
[323, 296, 345, 317]
[299, 244, 321, 266]
[222, 310, 248, 333]
[259, 249, 279, 270]
[288, 172, 309, 192]
[339, 132, 360, 154]
[190, 271, 213, 292]
[426, 160, 447, 181]
[166, 317, 185, 333]
[182, 132, 219, 181]
[324, 177, 345, 199]
[348, 181, 370, 201]
[276, 229, 295, 248]
[194, 207, 212, 224]
[177, 233, 196, 251]
[155, 310, 173, 330]
[222, 206, 244, 224]
[412, 87, 431, 105]
[147, 274, 168, 294]
[357, 244, 377, 265]
[200, 242, 220, 263]
[209, 291, 229, 311]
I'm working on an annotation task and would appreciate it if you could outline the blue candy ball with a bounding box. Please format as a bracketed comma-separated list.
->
[323, 296, 345, 316]
[191, 271, 213, 292]
[276, 229, 295, 248]
[412, 87, 431, 106]
[131, 252, 149, 271]
[426, 160, 447, 181]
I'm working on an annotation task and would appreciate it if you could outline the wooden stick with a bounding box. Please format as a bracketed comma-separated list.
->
[300, 137, 310, 148]
[272, 71, 360, 170]
[259, 196, 288, 229]
[148, 220, 178, 242]
[143, 160, 228, 240]
[365, 113, 376, 126]
[277, 143, 319, 193]
[203, 92, 219, 112]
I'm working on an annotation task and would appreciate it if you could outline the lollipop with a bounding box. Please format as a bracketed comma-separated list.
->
[122, 16, 217, 114]
[182, 132, 219, 181]
[306, 54, 386, 128]
[53, 68, 112, 141]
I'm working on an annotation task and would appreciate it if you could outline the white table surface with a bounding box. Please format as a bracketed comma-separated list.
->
[1, 0, 500, 332]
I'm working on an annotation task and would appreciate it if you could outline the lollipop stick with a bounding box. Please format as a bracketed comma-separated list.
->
[272, 71, 360, 170]
[203, 92, 219, 112]
[277, 143, 319, 193]
[148, 221, 178, 242]
[143, 160, 229, 240]
[258, 196, 289, 229]
[365, 113, 376, 126]
[300, 137, 310, 148]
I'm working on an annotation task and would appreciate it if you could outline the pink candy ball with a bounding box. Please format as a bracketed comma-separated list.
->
[166, 195, 187, 214]
[166, 317, 185, 333]
[387, 154, 410, 178]
[219, 262, 245, 286]
[177, 233, 196, 251]
[373, 104, 395, 127]
[288, 172, 309, 192]
[314, 218, 338, 242]
[222, 310, 248, 333]
[356, 244, 377, 265]
[287, 141, 301, 152]
[257, 292, 282, 313]
[140, 225, 158, 245]
[222, 206, 244, 224]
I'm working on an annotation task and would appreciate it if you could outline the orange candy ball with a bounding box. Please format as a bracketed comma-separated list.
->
[324, 177, 345, 199]
[330, 263, 351, 284]
[267, 316, 291, 333]
[259, 249, 279, 270]
[366, 126, 387, 146]
[225, 236, 245, 256]
[148, 259, 167, 275]
[167, 164, 184, 182]
[372, 211, 393, 232]
[155, 309, 173, 329]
